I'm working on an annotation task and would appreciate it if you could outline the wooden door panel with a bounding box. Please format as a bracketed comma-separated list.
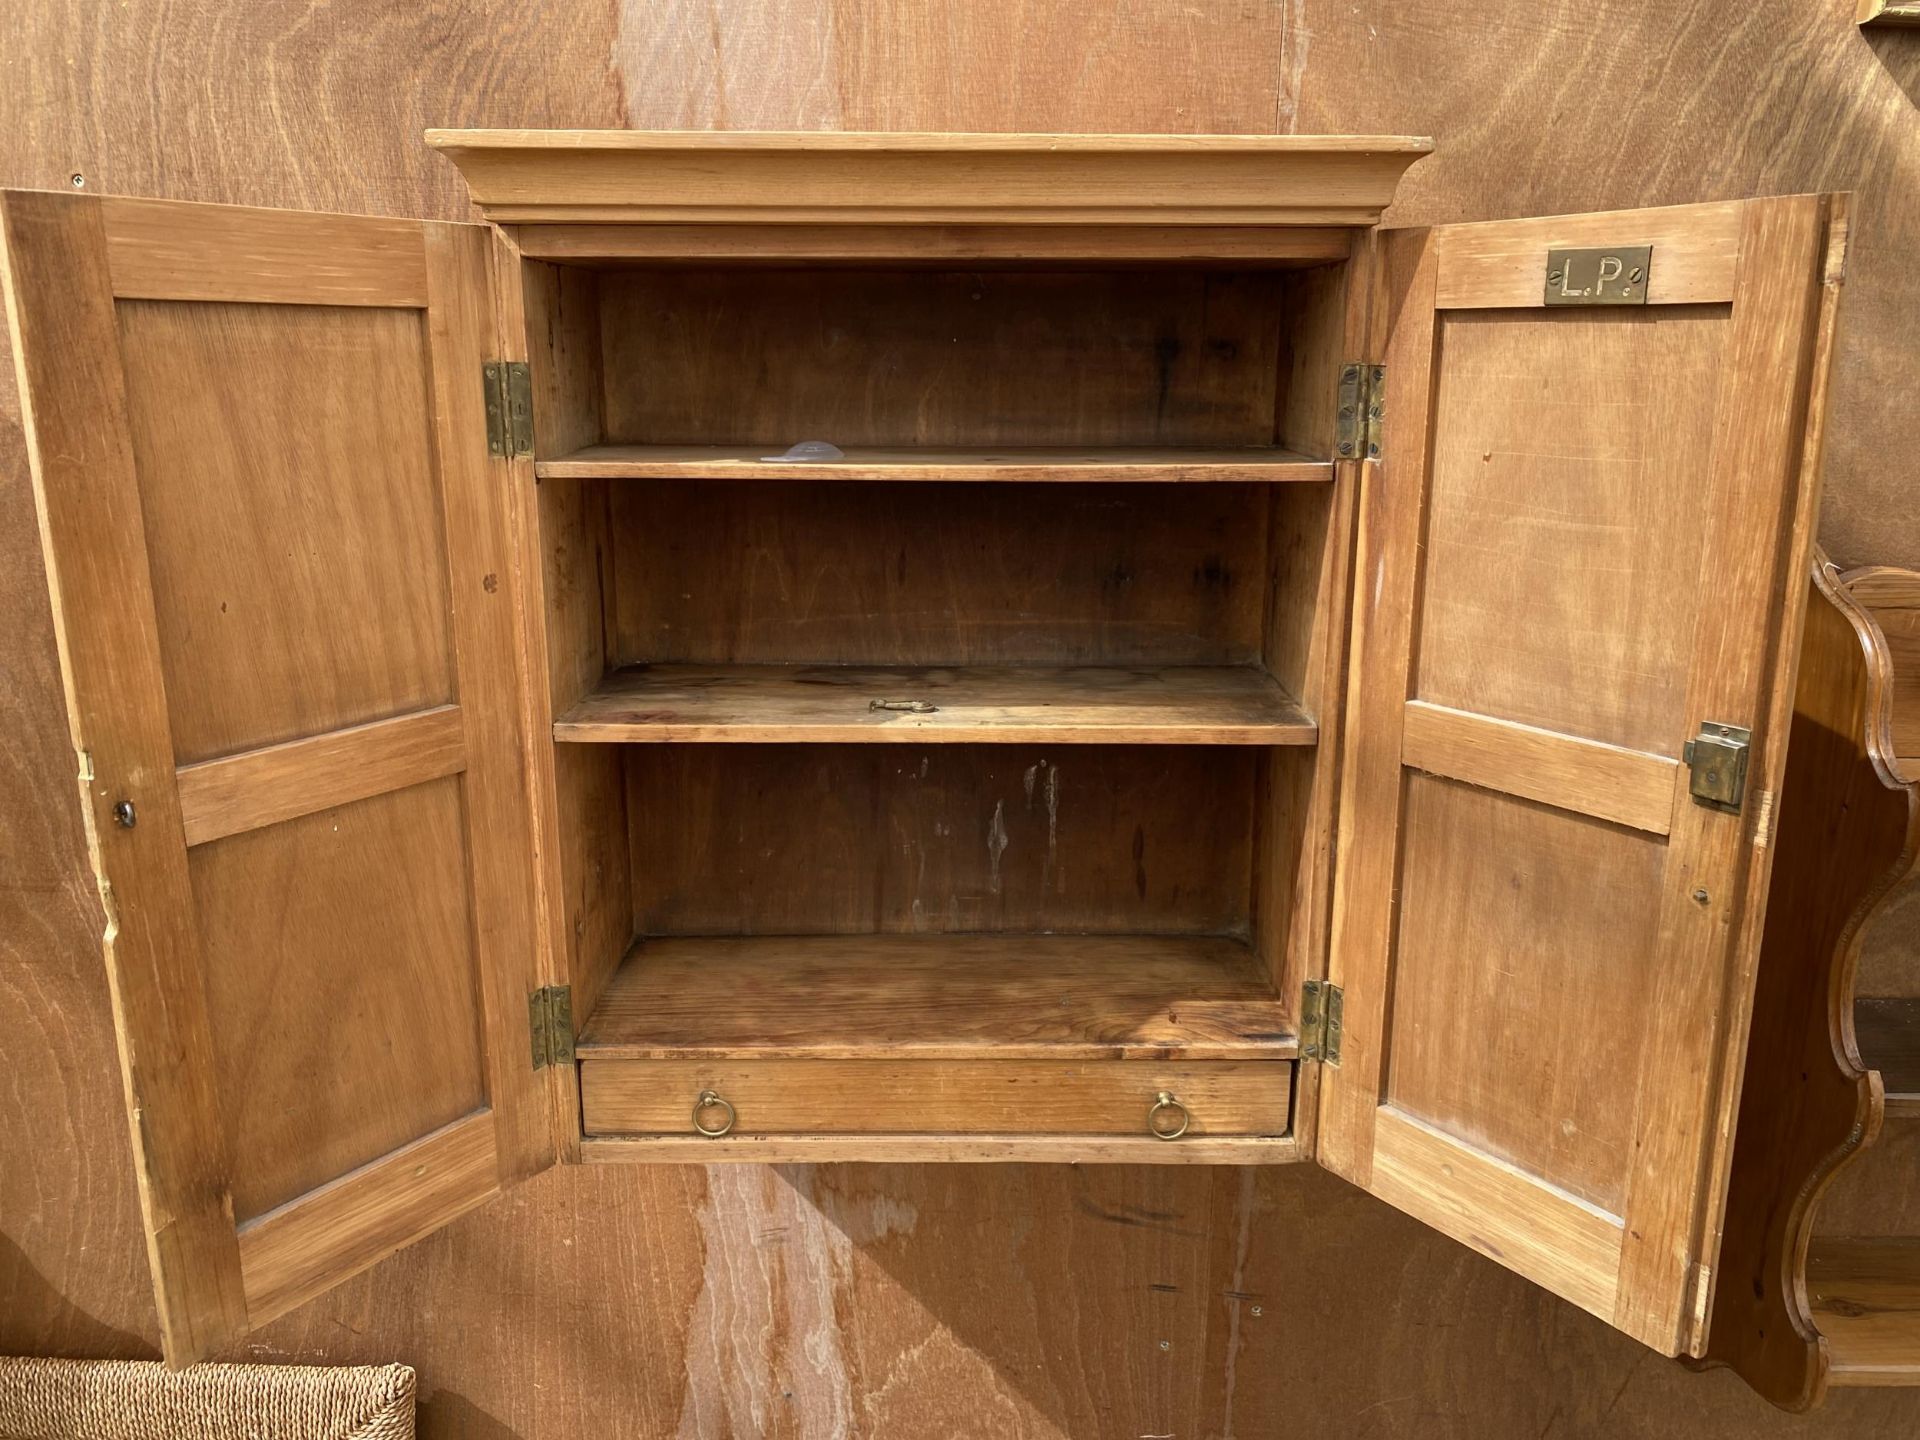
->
[191, 779, 486, 1223]
[116, 300, 455, 763]
[1413, 307, 1723, 756]
[0, 190, 549, 1364]
[1389, 775, 1660, 1212]
[1320, 196, 1844, 1357]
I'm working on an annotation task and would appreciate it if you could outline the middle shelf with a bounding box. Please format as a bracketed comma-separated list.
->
[553, 662, 1317, 745]
[535, 443, 1333, 484]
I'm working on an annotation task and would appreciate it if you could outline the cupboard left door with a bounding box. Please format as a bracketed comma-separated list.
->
[0, 191, 554, 1364]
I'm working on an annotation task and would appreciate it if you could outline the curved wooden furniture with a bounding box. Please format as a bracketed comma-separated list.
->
[1846, 566, 1920, 783]
[1706, 560, 1920, 1408]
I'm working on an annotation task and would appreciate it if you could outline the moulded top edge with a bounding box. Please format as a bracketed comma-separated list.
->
[427, 129, 1433, 229]
[424, 129, 1436, 156]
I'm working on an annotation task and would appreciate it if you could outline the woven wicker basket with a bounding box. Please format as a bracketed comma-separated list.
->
[0, 1359, 414, 1440]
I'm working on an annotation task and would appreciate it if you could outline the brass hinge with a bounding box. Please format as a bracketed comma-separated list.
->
[1302, 979, 1344, 1065]
[1683, 722, 1752, 814]
[483, 360, 534, 458]
[1336, 362, 1385, 462]
[528, 984, 573, 1070]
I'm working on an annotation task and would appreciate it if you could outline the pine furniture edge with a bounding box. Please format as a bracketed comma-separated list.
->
[425, 128, 1436, 154]
[425, 129, 1434, 228]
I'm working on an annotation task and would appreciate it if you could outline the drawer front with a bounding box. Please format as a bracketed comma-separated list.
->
[579, 1058, 1292, 1139]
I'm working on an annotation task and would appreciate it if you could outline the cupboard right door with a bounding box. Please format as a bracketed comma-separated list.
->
[1317, 196, 1846, 1356]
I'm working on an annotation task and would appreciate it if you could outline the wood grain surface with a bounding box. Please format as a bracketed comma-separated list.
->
[580, 1057, 1294, 1139]
[555, 662, 1317, 745]
[577, 934, 1294, 1061]
[2, 1, 1918, 1435]
[1703, 565, 1919, 1407]
[623, 743, 1259, 939]
[426, 127, 1430, 225]
[596, 267, 1289, 449]
[537, 442, 1332, 482]
[607, 480, 1273, 668]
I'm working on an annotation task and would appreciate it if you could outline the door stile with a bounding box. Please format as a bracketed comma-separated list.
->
[1692, 205, 1852, 1389]
[1288, 226, 1379, 1161]
[1614, 194, 1838, 1350]
[1316, 226, 1440, 1184]
[421, 221, 555, 1183]
[0, 190, 250, 1360]
[485, 221, 585, 1163]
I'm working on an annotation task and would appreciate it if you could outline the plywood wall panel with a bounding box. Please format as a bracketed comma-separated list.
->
[2, 2, 1917, 1436]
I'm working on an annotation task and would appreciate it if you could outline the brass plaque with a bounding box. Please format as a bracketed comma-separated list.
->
[1543, 245, 1652, 306]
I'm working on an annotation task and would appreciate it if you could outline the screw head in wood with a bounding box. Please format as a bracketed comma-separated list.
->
[112, 799, 136, 828]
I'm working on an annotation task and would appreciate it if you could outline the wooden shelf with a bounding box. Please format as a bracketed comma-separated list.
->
[1856, 996, 1920, 1117]
[553, 663, 1316, 745]
[1809, 1237, 1920, 1386]
[575, 934, 1295, 1061]
[535, 444, 1332, 484]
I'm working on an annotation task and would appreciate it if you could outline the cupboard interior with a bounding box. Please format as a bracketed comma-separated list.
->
[521, 252, 1354, 1091]
[525, 255, 1352, 469]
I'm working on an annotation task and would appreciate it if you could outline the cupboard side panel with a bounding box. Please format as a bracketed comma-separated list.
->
[1704, 566, 1915, 1408]
[1272, 259, 1353, 459]
[517, 253, 630, 1040]
[493, 232, 585, 1159]
[1264, 238, 1371, 1154]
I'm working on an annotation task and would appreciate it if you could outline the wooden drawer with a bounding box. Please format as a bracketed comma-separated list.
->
[579, 1058, 1292, 1140]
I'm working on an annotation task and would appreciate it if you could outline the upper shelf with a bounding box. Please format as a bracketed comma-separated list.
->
[425, 129, 1434, 228]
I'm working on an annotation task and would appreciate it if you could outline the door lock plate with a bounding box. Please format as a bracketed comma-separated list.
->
[1683, 722, 1752, 814]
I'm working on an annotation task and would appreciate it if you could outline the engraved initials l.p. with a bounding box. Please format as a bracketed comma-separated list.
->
[1543, 245, 1653, 306]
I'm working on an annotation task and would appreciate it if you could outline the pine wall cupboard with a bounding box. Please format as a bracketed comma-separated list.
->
[0, 132, 1908, 1406]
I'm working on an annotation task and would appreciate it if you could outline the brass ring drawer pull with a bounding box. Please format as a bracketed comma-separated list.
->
[1147, 1090, 1190, 1140]
[692, 1089, 736, 1137]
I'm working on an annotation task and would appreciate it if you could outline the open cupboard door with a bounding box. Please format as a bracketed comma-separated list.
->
[1317, 196, 1846, 1355]
[0, 191, 554, 1364]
